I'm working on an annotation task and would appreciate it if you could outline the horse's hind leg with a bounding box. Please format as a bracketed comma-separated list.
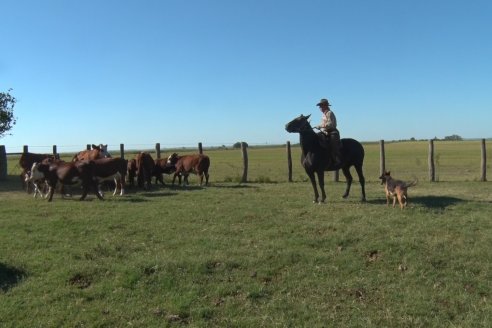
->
[341, 166, 353, 199]
[354, 164, 366, 202]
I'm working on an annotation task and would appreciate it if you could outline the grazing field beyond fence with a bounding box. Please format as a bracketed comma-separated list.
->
[0, 141, 491, 327]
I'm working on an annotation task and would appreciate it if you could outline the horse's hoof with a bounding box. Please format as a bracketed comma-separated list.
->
[342, 194, 349, 199]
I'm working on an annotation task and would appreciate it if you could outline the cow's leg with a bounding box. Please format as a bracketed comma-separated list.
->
[98, 183, 105, 198]
[205, 171, 209, 186]
[47, 181, 57, 202]
[112, 179, 117, 196]
[119, 176, 125, 196]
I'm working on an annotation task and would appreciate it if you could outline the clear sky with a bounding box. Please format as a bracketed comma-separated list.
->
[1, 0, 491, 153]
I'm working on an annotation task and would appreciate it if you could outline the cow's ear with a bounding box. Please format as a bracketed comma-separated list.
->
[305, 114, 311, 120]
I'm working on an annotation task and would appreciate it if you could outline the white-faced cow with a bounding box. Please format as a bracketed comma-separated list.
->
[28, 160, 103, 202]
[19, 152, 58, 193]
[72, 144, 111, 161]
[167, 153, 210, 186]
[24, 157, 64, 198]
[153, 158, 176, 185]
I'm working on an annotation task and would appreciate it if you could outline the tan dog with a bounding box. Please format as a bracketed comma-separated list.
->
[379, 171, 417, 209]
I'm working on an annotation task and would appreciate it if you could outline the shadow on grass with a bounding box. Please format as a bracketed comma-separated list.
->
[208, 183, 259, 190]
[411, 196, 464, 209]
[367, 196, 464, 209]
[0, 175, 24, 193]
[138, 191, 179, 198]
[0, 263, 27, 292]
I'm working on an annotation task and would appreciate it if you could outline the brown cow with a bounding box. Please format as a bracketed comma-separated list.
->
[72, 144, 110, 161]
[127, 158, 137, 187]
[153, 158, 176, 185]
[168, 153, 210, 186]
[27, 160, 103, 202]
[92, 157, 128, 196]
[135, 152, 154, 190]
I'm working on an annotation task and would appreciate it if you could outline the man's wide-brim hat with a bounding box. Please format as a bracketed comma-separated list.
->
[316, 98, 331, 107]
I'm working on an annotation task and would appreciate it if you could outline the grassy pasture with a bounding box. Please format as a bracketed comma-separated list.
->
[1, 141, 491, 327]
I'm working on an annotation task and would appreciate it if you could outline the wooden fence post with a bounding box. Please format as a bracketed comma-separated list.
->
[198, 142, 203, 155]
[241, 142, 248, 183]
[23, 145, 28, 153]
[120, 144, 125, 159]
[0, 145, 7, 181]
[379, 140, 385, 176]
[481, 139, 487, 182]
[428, 139, 435, 182]
[155, 143, 161, 159]
[86, 144, 91, 150]
[52, 145, 58, 157]
[286, 141, 293, 182]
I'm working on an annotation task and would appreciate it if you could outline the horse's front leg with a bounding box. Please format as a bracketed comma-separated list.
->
[307, 171, 319, 203]
[316, 170, 326, 203]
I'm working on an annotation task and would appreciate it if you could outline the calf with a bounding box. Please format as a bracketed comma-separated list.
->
[153, 158, 176, 185]
[135, 152, 154, 190]
[72, 144, 111, 161]
[28, 160, 103, 202]
[19, 152, 58, 193]
[127, 159, 137, 187]
[24, 157, 63, 198]
[168, 153, 210, 186]
[92, 157, 128, 196]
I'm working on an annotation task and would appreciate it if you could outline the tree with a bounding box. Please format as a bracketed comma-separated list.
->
[0, 89, 17, 138]
[444, 134, 463, 141]
[233, 142, 248, 149]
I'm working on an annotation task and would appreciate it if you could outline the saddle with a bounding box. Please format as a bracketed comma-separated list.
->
[317, 132, 342, 169]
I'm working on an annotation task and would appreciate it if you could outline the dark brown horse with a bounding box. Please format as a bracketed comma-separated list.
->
[285, 114, 366, 203]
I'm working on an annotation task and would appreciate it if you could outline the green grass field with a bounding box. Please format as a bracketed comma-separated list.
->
[1, 141, 491, 327]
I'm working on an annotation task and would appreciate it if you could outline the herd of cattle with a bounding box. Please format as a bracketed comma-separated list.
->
[19, 144, 210, 202]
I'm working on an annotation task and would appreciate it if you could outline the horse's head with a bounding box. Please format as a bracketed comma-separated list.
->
[285, 114, 312, 133]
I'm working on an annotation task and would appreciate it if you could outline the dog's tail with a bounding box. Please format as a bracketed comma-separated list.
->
[405, 179, 418, 188]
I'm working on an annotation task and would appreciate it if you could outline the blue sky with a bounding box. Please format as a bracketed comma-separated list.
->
[1, 0, 491, 153]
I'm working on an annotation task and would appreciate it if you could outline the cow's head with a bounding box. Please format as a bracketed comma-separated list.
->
[92, 144, 111, 158]
[166, 153, 179, 165]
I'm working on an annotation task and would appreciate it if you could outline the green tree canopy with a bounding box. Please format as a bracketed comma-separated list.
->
[0, 89, 17, 138]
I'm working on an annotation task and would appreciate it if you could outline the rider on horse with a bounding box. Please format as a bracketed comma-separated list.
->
[315, 98, 342, 167]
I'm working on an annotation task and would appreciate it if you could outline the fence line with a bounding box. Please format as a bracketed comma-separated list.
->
[0, 140, 489, 182]
[285, 139, 488, 183]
